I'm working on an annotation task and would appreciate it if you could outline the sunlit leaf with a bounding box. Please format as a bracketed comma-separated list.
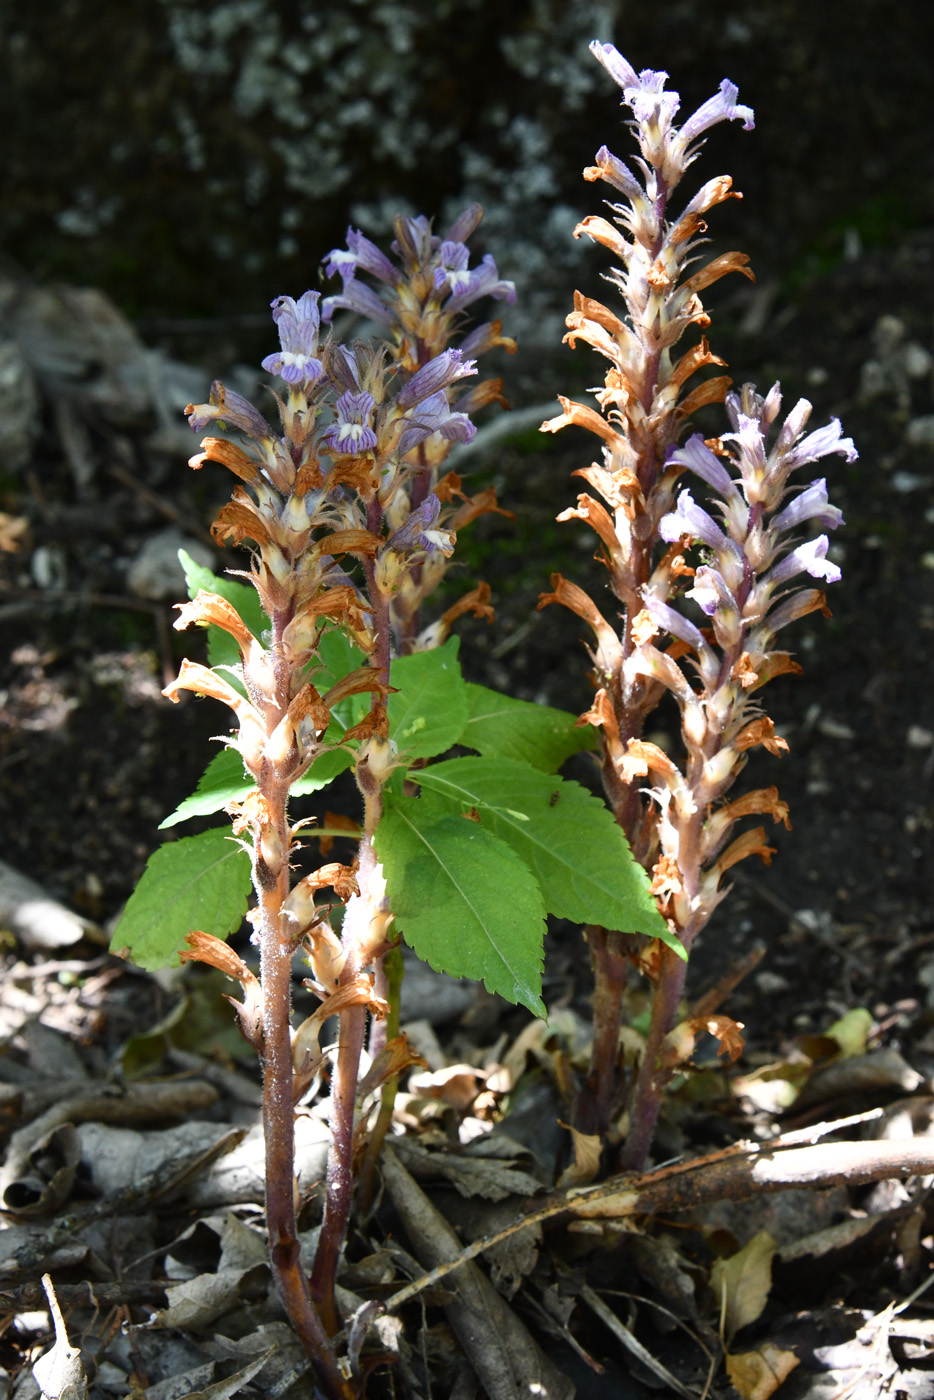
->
[413, 757, 677, 950]
[110, 828, 252, 971]
[388, 637, 469, 759]
[462, 683, 597, 772]
[711, 1231, 775, 1344]
[725, 1343, 799, 1399]
[377, 790, 546, 1016]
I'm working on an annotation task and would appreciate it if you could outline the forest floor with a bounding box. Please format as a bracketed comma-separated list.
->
[1, 227, 933, 1397]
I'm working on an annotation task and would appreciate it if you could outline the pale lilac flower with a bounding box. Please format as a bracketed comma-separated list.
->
[395, 349, 477, 409]
[323, 227, 398, 284]
[588, 42, 640, 92]
[671, 435, 738, 499]
[641, 590, 708, 652]
[686, 564, 736, 618]
[261, 291, 325, 385]
[679, 79, 755, 144]
[396, 390, 476, 455]
[589, 144, 642, 199]
[321, 278, 397, 330]
[659, 488, 733, 553]
[444, 254, 516, 313]
[323, 390, 378, 456]
[188, 382, 273, 438]
[783, 418, 858, 470]
[772, 479, 844, 534]
[385, 494, 454, 556]
[767, 535, 842, 588]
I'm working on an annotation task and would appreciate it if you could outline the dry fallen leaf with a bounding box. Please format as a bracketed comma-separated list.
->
[556, 1122, 601, 1189]
[725, 1341, 799, 1399]
[31, 1273, 88, 1400]
[711, 1230, 775, 1344]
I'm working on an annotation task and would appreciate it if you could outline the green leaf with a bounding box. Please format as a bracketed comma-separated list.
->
[159, 747, 253, 828]
[413, 757, 680, 954]
[290, 744, 355, 795]
[462, 683, 598, 772]
[377, 790, 546, 1016]
[388, 637, 469, 759]
[179, 549, 266, 673]
[111, 828, 252, 971]
[160, 736, 355, 826]
[313, 628, 371, 732]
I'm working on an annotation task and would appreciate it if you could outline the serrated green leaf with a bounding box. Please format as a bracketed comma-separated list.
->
[110, 828, 252, 971]
[462, 683, 598, 772]
[413, 757, 680, 954]
[179, 549, 266, 673]
[388, 637, 469, 758]
[377, 791, 546, 1016]
[161, 734, 355, 827]
[313, 629, 371, 732]
[159, 747, 253, 828]
[290, 744, 355, 795]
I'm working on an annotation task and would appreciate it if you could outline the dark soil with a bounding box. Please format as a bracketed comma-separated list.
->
[1, 6, 934, 1395]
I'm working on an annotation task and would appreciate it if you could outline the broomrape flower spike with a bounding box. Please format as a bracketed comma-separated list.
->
[323, 209, 515, 653]
[543, 41, 852, 1166]
[143, 206, 518, 1396]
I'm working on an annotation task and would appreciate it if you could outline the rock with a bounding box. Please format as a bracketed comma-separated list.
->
[0, 340, 41, 473]
[0, 860, 98, 951]
[127, 528, 216, 601]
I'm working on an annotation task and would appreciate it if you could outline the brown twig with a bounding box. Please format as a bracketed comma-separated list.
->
[379, 1117, 933, 1315]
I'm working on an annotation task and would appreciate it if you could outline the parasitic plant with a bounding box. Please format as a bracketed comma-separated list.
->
[541, 42, 854, 1162]
[113, 206, 664, 1393]
[109, 37, 856, 1394]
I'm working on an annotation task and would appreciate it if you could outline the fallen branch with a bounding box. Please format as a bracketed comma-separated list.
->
[379, 1116, 933, 1314]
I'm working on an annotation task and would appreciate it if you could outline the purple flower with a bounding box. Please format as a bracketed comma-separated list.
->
[395, 349, 477, 409]
[323, 390, 378, 456]
[434, 241, 472, 298]
[324, 227, 398, 285]
[783, 418, 858, 471]
[641, 590, 708, 652]
[679, 79, 755, 144]
[444, 254, 516, 313]
[385, 495, 454, 556]
[396, 390, 476, 456]
[445, 204, 484, 244]
[624, 71, 681, 133]
[669, 434, 739, 499]
[187, 381, 273, 438]
[589, 145, 642, 199]
[768, 535, 842, 588]
[659, 488, 732, 554]
[321, 278, 398, 330]
[686, 564, 736, 618]
[261, 291, 325, 385]
[772, 479, 844, 535]
[588, 42, 640, 93]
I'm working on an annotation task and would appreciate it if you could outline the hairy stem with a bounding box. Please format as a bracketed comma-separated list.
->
[618, 941, 689, 1172]
[357, 942, 404, 1211]
[575, 928, 630, 1137]
[257, 766, 347, 1394]
[310, 530, 393, 1327]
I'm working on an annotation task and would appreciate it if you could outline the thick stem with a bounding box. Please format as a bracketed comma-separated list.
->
[618, 941, 690, 1171]
[358, 942, 404, 1211]
[309, 998, 367, 1330]
[310, 533, 393, 1326]
[574, 928, 630, 1137]
[257, 804, 348, 1396]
